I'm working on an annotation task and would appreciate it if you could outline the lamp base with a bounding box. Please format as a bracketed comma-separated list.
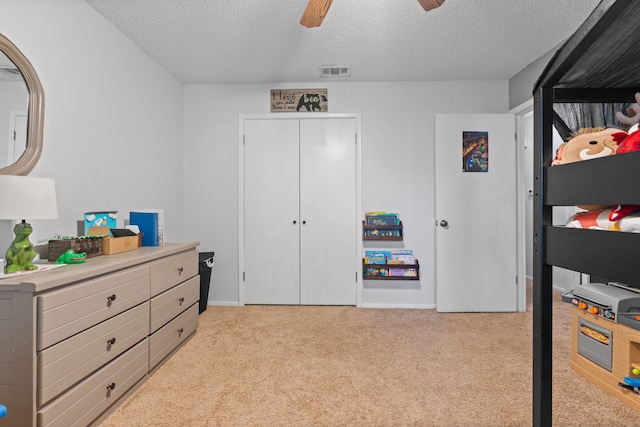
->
[5, 220, 37, 274]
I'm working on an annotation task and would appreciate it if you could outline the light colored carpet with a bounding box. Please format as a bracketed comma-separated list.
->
[99, 286, 640, 426]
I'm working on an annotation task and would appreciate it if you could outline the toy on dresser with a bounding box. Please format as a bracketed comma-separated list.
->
[4, 221, 37, 274]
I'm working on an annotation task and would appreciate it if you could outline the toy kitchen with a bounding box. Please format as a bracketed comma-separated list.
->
[563, 282, 640, 404]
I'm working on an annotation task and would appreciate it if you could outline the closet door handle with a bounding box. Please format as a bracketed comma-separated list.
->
[293, 220, 297, 224]
[302, 220, 306, 225]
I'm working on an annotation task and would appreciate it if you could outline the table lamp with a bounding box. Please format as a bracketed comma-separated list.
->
[0, 175, 58, 274]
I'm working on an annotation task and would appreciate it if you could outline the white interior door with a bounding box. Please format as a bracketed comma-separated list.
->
[243, 119, 300, 304]
[8, 111, 27, 162]
[435, 114, 517, 312]
[300, 118, 357, 305]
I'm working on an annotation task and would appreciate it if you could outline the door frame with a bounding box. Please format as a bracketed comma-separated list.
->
[238, 113, 363, 306]
[512, 100, 531, 312]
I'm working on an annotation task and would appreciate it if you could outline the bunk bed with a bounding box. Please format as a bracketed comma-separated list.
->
[533, 0, 640, 425]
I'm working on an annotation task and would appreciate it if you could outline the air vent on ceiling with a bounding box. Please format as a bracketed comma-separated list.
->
[319, 65, 351, 78]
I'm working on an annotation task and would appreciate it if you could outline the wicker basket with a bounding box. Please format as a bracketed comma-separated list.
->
[48, 236, 103, 262]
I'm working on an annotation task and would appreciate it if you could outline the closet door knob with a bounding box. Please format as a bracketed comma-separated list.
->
[293, 220, 297, 224]
[439, 220, 448, 227]
[302, 220, 306, 225]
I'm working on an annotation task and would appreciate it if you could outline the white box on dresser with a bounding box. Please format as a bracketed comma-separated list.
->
[0, 242, 200, 427]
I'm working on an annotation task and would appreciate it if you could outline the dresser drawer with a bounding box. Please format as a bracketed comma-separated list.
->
[150, 249, 197, 297]
[150, 275, 199, 333]
[37, 338, 148, 427]
[149, 303, 198, 370]
[37, 265, 150, 350]
[38, 302, 149, 406]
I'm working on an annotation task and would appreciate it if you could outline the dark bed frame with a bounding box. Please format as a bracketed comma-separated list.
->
[533, 0, 640, 425]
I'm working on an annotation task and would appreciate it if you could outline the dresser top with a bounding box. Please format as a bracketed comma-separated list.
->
[0, 242, 199, 292]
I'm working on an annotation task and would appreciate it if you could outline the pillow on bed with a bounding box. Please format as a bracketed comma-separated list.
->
[566, 205, 640, 232]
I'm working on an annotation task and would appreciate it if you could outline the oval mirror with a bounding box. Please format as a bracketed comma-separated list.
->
[0, 33, 44, 175]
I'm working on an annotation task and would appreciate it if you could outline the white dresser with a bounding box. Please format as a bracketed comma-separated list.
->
[0, 243, 200, 427]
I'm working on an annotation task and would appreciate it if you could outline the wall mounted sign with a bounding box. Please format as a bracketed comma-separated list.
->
[270, 89, 328, 112]
[462, 131, 489, 172]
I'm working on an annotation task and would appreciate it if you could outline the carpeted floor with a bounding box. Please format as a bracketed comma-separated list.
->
[99, 285, 640, 426]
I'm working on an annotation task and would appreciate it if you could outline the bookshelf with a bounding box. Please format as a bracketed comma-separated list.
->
[362, 259, 420, 280]
[362, 221, 403, 241]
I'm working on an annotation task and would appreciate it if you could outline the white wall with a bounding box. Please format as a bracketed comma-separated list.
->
[0, 0, 185, 249]
[184, 81, 509, 307]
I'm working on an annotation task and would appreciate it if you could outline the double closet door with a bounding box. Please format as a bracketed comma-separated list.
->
[243, 117, 357, 305]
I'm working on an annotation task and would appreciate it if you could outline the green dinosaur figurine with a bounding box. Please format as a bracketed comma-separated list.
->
[5, 220, 37, 274]
[55, 249, 86, 264]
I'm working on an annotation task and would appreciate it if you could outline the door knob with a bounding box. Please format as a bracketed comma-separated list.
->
[440, 220, 448, 227]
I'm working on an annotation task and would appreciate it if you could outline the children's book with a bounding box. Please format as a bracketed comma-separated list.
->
[389, 268, 418, 277]
[365, 250, 392, 264]
[390, 250, 415, 264]
[365, 213, 399, 226]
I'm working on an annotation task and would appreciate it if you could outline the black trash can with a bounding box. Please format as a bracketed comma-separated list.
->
[198, 252, 214, 314]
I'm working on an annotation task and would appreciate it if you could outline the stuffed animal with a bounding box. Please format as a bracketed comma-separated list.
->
[612, 126, 640, 154]
[552, 127, 621, 165]
[554, 99, 640, 225]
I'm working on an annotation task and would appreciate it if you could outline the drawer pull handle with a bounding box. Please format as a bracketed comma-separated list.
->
[107, 337, 117, 346]
[178, 267, 184, 275]
[179, 297, 185, 305]
[107, 294, 117, 305]
[106, 382, 116, 391]
[178, 327, 184, 336]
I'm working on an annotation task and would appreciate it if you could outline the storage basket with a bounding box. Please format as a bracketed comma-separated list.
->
[48, 236, 103, 262]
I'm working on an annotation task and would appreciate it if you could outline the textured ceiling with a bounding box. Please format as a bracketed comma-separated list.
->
[84, 0, 601, 84]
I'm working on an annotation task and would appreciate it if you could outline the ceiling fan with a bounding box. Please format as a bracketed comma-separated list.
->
[300, 0, 446, 28]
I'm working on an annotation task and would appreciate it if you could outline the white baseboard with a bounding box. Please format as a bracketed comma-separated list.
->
[206, 300, 242, 307]
[358, 303, 436, 309]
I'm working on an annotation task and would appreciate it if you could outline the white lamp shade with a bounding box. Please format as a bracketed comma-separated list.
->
[0, 175, 58, 220]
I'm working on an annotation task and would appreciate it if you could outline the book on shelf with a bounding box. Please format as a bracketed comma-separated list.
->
[365, 212, 400, 226]
[389, 249, 414, 264]
[364, 250, 392, 264]
[365, 267, 389, 277]
[389, 268, 418, 277]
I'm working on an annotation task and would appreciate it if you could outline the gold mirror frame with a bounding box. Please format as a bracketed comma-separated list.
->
[0, 33, 44, 176]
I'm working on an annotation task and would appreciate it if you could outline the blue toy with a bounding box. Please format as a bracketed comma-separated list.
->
[0, 404, 7, 418]
[623, 376, 640, 387]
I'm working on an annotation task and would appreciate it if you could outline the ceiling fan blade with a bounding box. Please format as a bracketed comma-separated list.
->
[300, 0, 333, 28]
[416, 0, 445, 12]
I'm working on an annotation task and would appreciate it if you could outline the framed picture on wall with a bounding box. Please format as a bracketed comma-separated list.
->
[270, 89, 328, 112]
[462, 131, 489, 172]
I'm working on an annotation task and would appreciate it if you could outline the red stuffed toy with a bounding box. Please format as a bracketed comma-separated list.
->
[613, 129, 640, 154]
